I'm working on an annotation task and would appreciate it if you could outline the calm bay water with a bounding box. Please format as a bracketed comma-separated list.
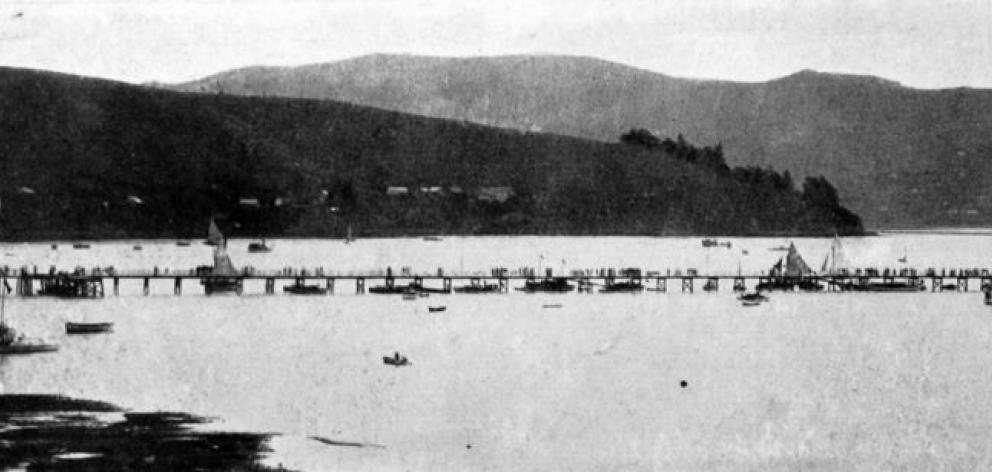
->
[2, 234, 992, 470]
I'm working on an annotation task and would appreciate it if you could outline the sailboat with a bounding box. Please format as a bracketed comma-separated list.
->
[200, 226, 243, 294]
[204, 218, 224, 246]
[756, 242, 821, 292]
[820, 235, 851, 276]
[248, 237, 272, 253]
[897, 247, 908, 264]
[0, 272, 59, 354]
[345, 224, 356, 244]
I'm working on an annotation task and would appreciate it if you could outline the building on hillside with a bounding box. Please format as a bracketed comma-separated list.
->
[420, 186, 443, 195]
[477, 186, 515, 203]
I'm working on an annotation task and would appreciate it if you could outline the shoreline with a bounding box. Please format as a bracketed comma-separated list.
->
[0, 231, 879, 244]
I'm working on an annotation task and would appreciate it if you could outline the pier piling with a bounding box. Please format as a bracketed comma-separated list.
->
[732, 277, 746, 292]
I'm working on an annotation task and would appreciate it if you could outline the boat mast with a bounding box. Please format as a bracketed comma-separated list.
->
[1, 271, 5, 327]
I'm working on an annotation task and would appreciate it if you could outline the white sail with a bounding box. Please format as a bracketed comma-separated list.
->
[784, 242, 813, 276]
[821, 235, 850, 275]
[213, 245, 238, 276]
[207, 219, 224, 246]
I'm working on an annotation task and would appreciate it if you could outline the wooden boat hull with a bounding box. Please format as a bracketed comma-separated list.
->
[0, 343, 59, 354]
[756, 280, 822, 292]
[283, 285, 327, 295]
[66, 322, 114, 334]
[517, 279, 575, 293]
[201, 278, 243, 295]
[599, 283, 644, 293]
[839, 282, 925, 292]
[428, 306, 446, 312]
[454, 285, 500, 293]
[383, 357, 409, 366]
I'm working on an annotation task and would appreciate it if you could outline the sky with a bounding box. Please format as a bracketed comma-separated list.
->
[1, 0, 990, 88]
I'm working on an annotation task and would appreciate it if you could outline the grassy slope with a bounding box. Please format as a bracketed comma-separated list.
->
[172, 54, 992, 228]
[0, 67, 861, 240]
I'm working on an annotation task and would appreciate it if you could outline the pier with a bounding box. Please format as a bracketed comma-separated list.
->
[4, 265, 992, 297]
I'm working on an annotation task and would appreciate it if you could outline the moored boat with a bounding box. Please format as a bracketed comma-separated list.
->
[737, 291, 769, 302]
[65, 322, 114, 334]
[838, 280, 925, 292]
[383, 352, 409, 366]
[200, 233, 243, 295]
[0, 340, 59, 354]
[517, 278, 575, 293]
[454, 281, 501, 293]
[599, 280, 644, 293]
[759, 243, 822, 292]
[1, 274, 58, 354]
[283, 280, 327, 295]
[702, 239, 732, 248]
[248, 238, 272, 253]
[428, 306, 446, 312]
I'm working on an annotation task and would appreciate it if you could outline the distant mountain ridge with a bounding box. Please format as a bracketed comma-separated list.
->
[165, 53, 992, 229]
[0, 66, 860, 239]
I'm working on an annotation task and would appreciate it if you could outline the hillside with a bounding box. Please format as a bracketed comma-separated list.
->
[0, 66, 861, 240]
[168, 54, 992, 229]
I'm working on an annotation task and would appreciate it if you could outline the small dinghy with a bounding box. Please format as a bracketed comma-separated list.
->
[65, 322, 114, 334]
[428, 306, 446, 312]
[383, 352, 409, 367]
[737, 291, 769, 302]
[542, 304, 563, 309]
[741, 300, 763, 307]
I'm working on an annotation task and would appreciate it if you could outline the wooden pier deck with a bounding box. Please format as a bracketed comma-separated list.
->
[4, 266, 992, 297]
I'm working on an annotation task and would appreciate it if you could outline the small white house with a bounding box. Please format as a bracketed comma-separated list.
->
[478, 186, 515, 203]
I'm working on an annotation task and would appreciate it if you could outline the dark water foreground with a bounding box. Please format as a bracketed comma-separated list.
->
[0, 394, 285, 471]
